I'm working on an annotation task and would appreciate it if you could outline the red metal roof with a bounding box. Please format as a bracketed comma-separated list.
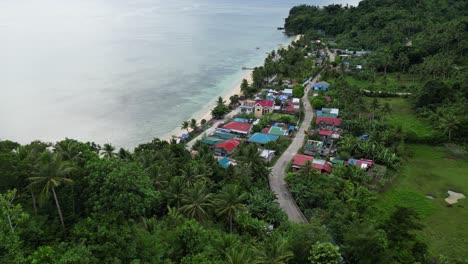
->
[316, 117, 342, 126]
[318, 130, 333, 136]
[292, 154, 314, 166]
[255, 100, 274, 108]
[293, 154, 332, 173]
[223, 122, 252, 133]
[261, 127, 270, 134]
[215, 139, 241, 152]
[312, 162, 332, 173]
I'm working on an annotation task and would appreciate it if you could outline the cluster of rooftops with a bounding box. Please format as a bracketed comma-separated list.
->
[291, 104, 374, 174]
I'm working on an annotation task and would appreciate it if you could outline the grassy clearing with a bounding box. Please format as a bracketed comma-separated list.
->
[373, 97, 434, 140]
[327, 73, 419, 93]
[374, 144, 468, 260]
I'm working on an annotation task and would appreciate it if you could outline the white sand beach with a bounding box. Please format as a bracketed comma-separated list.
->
[166, 35, 299, 140]
[165, 69, 253, 140]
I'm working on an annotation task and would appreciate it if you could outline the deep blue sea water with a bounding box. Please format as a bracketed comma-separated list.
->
[0, 0, 358, 147]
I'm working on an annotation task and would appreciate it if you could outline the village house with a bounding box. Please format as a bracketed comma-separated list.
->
[240, 100, 256, 114]
[217, 157, 237, 169]
[282, 89, 293, 97]
[248, 133, 279, 146]
[259, 149, 275, 162]
[253, 100, 274, 118]
[347, 158, 374, 170]
[212, 130, 238, 141]
[316, 117, 342, 131]
[316, 108, 339, 118]
[201, 137, 226, 147]
[291, 154, 332, 173]
[214, 139, 241, 156]
[223, 121, 252, 135]
[313, 82, 330, 91]
[303, 140, 324, 156]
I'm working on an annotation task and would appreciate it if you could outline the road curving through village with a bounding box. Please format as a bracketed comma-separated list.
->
[268, 75, 321, 223]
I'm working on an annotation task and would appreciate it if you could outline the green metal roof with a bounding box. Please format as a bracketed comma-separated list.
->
[331, 158, 345, 165]
[268, 126, 288, 136]
[201, 137, 226, 146]
[305, 141, 323, 151]
[317, 113, 338, 118]
[213, 132, 238, 140]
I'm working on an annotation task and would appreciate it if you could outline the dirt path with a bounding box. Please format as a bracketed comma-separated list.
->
[268, 76, 319, 223]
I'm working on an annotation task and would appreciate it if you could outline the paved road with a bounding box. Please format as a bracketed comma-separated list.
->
[186, 108, 242, 150]
[269, 75, 320, 223]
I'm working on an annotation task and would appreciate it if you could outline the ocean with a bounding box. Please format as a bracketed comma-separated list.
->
[0, 0, 358, 148]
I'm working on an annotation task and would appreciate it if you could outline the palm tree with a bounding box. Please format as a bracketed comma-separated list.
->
[180, 182, 213, 221]
[28, 152, 74, 231]
[181, 120, 190, 134]
[217, 96, 226, 106]
[226, 246, 255, 264]
[162, 176, 186, 208]
[102, 143, 115, 159]
[254, 235, 293, 264]
[190, 119, 198, 132]
[437, 112, 460, 142]
[213, 185, 248, 232]
[55, 139, 83, 163]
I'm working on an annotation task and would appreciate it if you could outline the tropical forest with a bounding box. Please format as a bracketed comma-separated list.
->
[1, 0, 467, 263]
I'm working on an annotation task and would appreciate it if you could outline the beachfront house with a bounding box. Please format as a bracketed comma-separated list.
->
[254, 100, 274, 118]
[212, 131, 239, 141]
[248, 133, 279, 146]
[214, 139, 241, 156]
[240, 100, 256, 114]
[223, 121, 252, 135]
[201, 137, 226, 147]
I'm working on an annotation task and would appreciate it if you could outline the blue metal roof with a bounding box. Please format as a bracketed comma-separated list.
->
[233, 118, 249, 123]
[218, 157, 230, 168]
[248, 133, 279, 144]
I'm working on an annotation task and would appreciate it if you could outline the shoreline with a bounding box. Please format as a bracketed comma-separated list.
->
[164, 34, 300, 141]
[164, 69, 253, 140]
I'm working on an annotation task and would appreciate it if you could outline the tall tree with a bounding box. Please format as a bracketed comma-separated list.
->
[102, 143, 115, 159]
[255, 235, 293, 264]
[213, 185, 247, 232]
[190, 119, 198, 132]
[181, 121, 190, 134]
[180, 182, 213, 221]
[437, 111, 461, 142]
[28, 152, 74, 231]
[308, 242, 342, 264]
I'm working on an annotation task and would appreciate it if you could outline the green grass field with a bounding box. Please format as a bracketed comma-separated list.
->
[379, 97, 434, 140]
[342, 73, 419, 93]
[374, 145, 468, 260]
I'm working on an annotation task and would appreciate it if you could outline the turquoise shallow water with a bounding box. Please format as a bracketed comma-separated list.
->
[0, 0, 358, 148]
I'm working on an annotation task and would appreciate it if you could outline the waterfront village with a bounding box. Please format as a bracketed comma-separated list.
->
[177, 40, 381, 178]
